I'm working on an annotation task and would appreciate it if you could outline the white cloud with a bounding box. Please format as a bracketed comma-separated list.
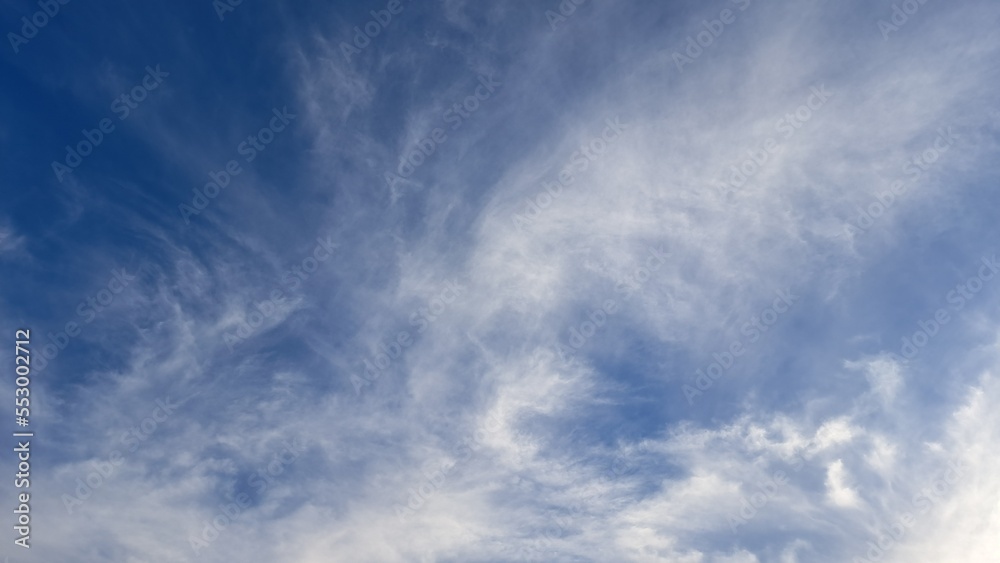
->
[825, 459, 862, 508]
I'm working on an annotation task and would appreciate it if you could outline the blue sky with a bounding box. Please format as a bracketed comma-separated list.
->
[2, 0, 1000, 561]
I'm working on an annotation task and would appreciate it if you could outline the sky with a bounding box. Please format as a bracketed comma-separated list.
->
[1, 0, 1000, 561]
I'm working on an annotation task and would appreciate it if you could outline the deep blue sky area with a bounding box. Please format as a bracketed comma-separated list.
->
[1, 0, 1000, 562]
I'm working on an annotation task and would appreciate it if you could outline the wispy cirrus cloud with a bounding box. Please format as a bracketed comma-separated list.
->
[2, 0, 1000, 561]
